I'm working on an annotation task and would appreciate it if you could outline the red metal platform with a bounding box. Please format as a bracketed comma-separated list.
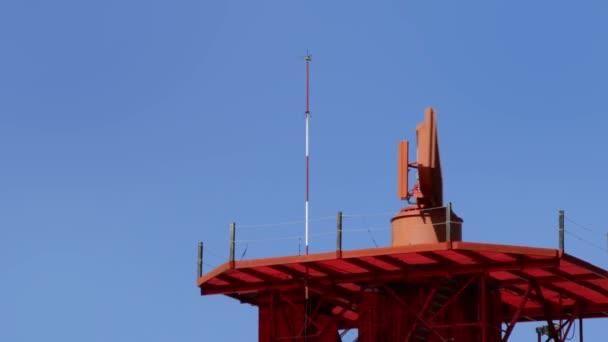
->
[198, 241, 608, 340]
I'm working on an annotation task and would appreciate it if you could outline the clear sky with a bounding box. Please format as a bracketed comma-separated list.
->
[1, 1, 607, 341]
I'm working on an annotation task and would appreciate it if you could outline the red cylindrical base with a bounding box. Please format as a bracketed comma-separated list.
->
[391, 206, 463, 246]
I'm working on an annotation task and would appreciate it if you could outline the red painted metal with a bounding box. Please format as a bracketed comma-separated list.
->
[560, 303, 579, 340]
[198, 108, 607, 341]
[415, 108, 442, 208]
[392, 109, 460, 247]
[396, 108, 442, 206]
[391, 206, 463, 246]
[199, 242, 608, 340]
[502, 283, 533, 341]
[398, 141, 409, 200]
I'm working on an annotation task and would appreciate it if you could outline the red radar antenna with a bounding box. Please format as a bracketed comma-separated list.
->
[398, 107, 442, 207]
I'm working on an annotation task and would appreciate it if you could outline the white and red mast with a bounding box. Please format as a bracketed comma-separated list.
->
[304, 53, 312, 255]
[303, 51, 313, 342]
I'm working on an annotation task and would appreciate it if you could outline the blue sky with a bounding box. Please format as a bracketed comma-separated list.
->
[1, 1, 607, 341]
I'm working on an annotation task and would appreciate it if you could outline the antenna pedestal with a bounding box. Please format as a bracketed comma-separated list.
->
[391, 206, 463, 246]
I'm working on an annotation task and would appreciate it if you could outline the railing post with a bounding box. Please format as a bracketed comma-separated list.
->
[197, 241, 204, 278]
[559, 210, 565, 251]
[229, 222, 236, 268]
[446, 202, 452, 242]
[336, 211, 343, 258]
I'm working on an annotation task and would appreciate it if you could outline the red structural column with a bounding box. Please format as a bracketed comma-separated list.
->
[257, 292, 339, 342]
[482, 274, 487, 342]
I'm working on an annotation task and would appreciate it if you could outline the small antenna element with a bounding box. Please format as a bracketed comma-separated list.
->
[305, 52, 312, 255]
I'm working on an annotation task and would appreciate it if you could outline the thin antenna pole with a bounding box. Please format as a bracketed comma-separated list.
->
[559, 210, 565, 251]
[303, 51, 312, 342]
[446, 202, 452, 242]
[336, 211, 343, 258]
[305, 52, 312, 255]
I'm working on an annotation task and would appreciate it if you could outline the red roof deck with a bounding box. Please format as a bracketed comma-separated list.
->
[198, 241, 608, 322]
